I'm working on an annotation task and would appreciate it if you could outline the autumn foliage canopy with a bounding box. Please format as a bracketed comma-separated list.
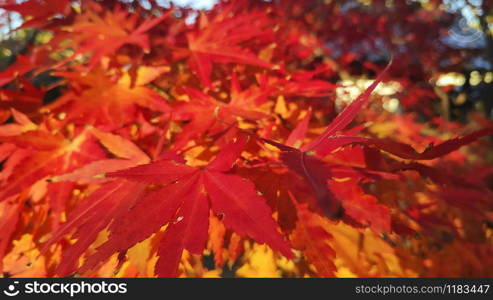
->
[1, 0, 493, 278]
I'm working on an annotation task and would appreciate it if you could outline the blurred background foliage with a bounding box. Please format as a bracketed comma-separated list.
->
[1, 0, 493, 122]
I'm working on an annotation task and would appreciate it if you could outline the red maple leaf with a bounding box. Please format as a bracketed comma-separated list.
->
[0, 110, 104, 202]
[259, 59, 493, 232]
[259, 62, 393, 220]
[43, 66, 171, 125]
[178, 11, 273, 87]
[46, 134, 293, 277]
[172, 77, 269, 150]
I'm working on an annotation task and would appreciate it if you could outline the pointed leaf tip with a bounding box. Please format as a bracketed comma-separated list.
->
[207, 134, 249, 172]
[305, 60, 393, 152]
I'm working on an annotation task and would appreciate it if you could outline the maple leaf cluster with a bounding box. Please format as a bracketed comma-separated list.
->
[0, 0, 492, 278]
